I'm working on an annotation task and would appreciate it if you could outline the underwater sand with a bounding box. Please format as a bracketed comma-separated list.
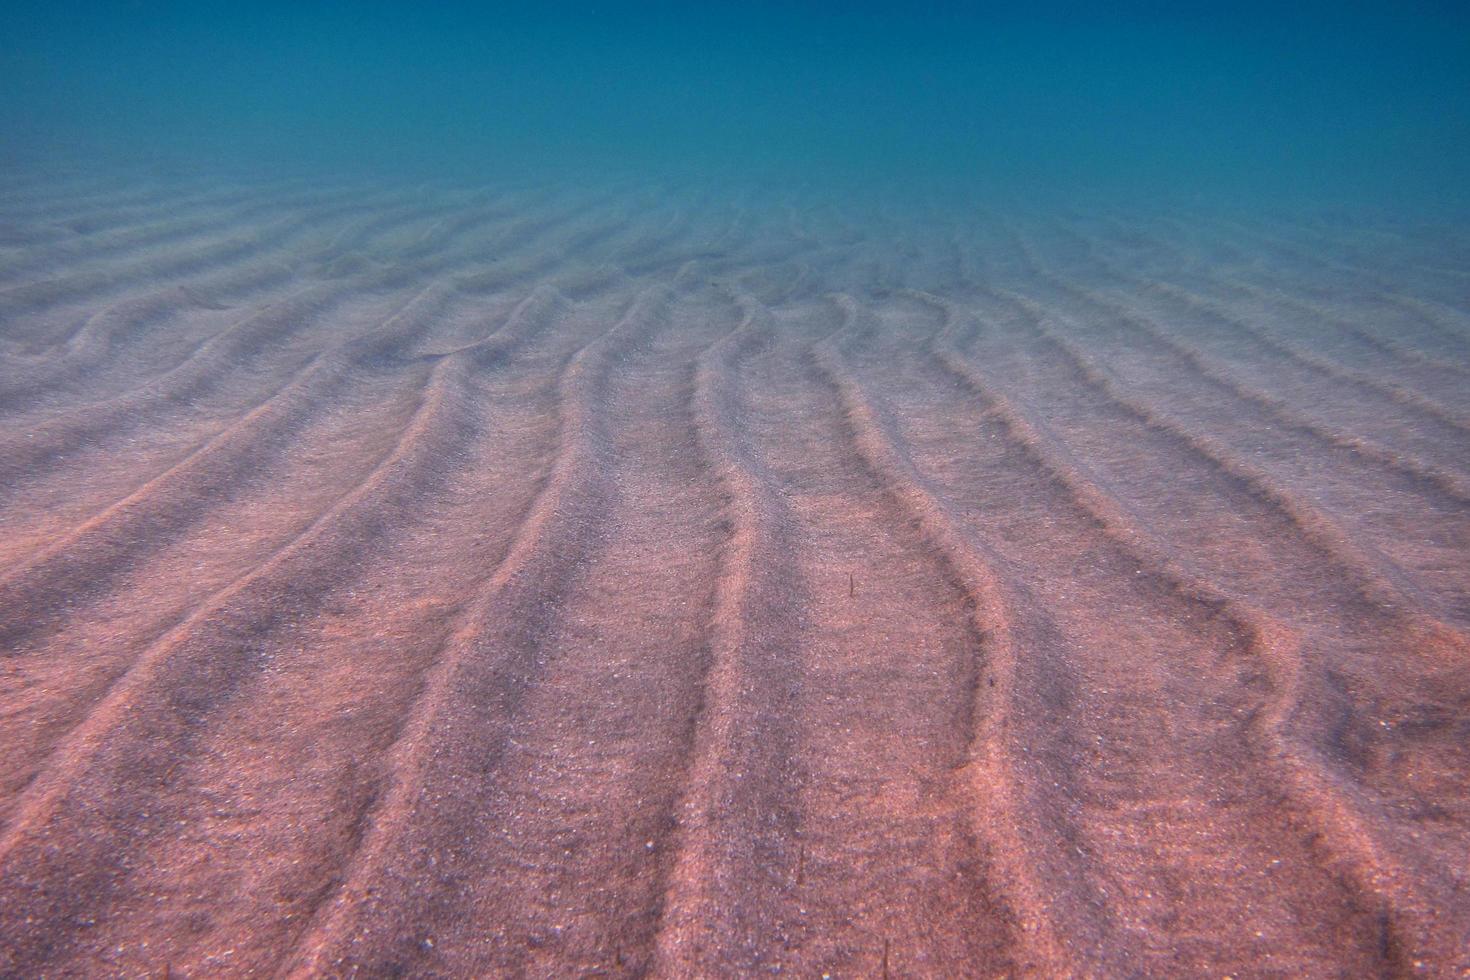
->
[0, 175, 1468, 976]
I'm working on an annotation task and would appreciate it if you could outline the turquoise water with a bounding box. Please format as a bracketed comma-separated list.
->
[5, 2, 1468, 209]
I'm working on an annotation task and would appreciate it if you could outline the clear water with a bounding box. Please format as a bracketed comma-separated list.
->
[5, 2, 1468, 210]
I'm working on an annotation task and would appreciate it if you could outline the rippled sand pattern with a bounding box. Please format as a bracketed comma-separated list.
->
[1, 175, 1467, 977]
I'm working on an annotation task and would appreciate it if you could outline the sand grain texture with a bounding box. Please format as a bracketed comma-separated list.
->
[0, 178, 1467, 978]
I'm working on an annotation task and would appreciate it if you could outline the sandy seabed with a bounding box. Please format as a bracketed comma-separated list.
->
[0, 173, 1467, 977]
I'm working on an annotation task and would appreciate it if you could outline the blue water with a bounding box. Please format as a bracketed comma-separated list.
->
[5, 2, 1468, 210]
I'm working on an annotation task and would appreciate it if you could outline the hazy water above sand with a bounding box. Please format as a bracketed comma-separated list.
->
[4, 2, 1469, 210]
